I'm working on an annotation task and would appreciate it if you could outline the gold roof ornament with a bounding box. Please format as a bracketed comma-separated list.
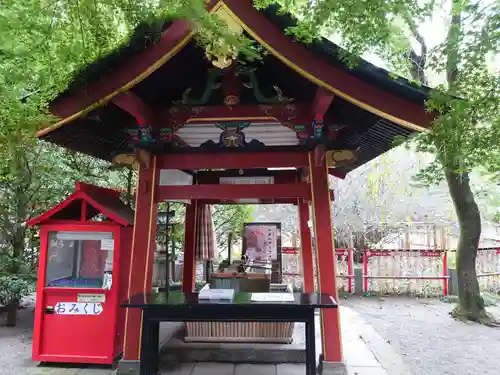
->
[204, 5, 243, 69]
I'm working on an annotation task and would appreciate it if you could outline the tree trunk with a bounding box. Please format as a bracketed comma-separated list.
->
[6, 300, 17, 327]
[444, 169, 489, 322]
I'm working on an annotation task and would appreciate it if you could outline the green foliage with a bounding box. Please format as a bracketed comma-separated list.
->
[254, 1, 499, 183]
[157, 204, 254, 261]
[0, 254, 36, 307]
[213, 205, 255, 250]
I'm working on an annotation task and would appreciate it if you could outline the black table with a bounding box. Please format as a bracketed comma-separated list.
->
[122, 291, 338, 375]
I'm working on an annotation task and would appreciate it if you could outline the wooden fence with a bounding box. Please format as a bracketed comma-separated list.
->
[152, 247, 500, 296]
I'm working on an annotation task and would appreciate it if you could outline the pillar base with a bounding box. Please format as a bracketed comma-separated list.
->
[318, 354, 347, 375]
[117, 359, 139, 374]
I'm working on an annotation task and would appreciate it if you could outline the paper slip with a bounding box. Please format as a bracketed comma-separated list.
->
[250, 293, 295, 302]
[199, 288, 235, 300]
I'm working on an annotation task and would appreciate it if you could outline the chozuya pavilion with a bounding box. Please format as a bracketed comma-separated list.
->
[36, 0, 433, 373]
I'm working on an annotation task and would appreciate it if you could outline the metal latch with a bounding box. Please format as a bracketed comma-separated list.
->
[45, 306, 55, 314]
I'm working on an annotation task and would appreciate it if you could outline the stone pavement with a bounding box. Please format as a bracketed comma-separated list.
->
[23, 364, 117, 375]
[157, 306, 400, 375]
[27, 307, 408, 375]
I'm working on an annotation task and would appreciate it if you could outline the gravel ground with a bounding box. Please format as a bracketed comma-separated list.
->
[343, 296, 500, 375]
[0, 307, 37, 375]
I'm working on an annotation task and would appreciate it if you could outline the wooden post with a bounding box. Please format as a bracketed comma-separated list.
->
[404, 216, 411, 249]
[123, 155, 159, 361]
[308, 150, 343, 363]
[291, 232, 298, 248]
[182, 200, 198, 292]
[298, 200, 315, 293]
[228, 232, 233, 264]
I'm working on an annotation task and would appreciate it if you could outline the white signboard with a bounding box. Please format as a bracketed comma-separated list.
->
[219, 176, 274, 185]
[199, 288, 235, 300]
[77, 294, 106, 303]
[159, 169, 193, 186]
[54, 302, 103, 315]
[251, 293, 295, 302]
[100, 239, 114, 250]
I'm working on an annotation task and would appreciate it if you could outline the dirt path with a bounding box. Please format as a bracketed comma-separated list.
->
[343, 296, 500, 375]
[0, 307, 38, 375]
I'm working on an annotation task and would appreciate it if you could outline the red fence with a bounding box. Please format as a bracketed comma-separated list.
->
[363, 249, 448, 296]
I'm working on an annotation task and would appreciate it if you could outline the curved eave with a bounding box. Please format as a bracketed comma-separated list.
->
[221, 0, 433, 132]
[37, 19, 198, 138]
[37, 0, 433, 139]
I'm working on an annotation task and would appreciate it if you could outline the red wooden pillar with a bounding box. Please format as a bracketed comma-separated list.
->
[308, 151, 343, 364]
[298, 200, 315, 293]
[123, 156, 159, 361]
[182, 200, 198, 292]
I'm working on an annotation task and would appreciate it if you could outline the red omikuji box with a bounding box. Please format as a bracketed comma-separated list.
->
[28, 182, 134, 364]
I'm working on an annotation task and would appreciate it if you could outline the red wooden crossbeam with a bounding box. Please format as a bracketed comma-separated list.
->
[112, 92, 153, 125]
[158, 152, 309, 170]
[312, 87, 334, 122]
[156, 183, 311, 202]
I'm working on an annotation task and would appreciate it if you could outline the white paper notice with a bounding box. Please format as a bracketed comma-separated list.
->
[199, 288, 235, 300]
[100, 239, 114, 250]
[77, 294, 106, 303]
[250, 293, 295, 302]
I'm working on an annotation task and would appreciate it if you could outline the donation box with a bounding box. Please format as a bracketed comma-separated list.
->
[28, 182, 134, 364]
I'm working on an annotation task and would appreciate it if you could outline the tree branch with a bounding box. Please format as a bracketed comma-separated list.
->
[402, 12, 428, 85]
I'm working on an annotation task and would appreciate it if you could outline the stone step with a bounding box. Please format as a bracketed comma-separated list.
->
[161, 337, 305, 364]
[160, 362, 306, 375]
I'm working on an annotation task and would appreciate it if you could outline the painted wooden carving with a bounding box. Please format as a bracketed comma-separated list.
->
[177, 69, 224, 106]
[237, 66, 293, 104]
[112, 153, 138, 170]
[198, 122, 265, 149]
[326, 150, 358, 168]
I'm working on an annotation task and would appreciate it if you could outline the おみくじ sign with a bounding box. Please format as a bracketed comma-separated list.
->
[54, 302, 103, 315]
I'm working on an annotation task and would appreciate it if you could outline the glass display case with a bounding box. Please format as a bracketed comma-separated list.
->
[46, 231, 114, 289]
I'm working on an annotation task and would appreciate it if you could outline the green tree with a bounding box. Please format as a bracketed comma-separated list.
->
[213, 205, 255, 257]
[253, 0, 499, 323]
[0, 135, 132, 325]
[0, 0, 160, 326]
[3, 0, 498, 324]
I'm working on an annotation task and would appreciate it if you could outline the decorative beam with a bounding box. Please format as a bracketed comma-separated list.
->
[156, 183, 311, 202]
[158, 152, 309, 170]
[312, 87, 334, 122]
[159, 103, 312, 132]
[112, 91, 153, 125]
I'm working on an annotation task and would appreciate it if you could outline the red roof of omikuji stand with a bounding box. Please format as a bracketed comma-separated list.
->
[27, 181, 134, 227]
[35, 0, 435, 176]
